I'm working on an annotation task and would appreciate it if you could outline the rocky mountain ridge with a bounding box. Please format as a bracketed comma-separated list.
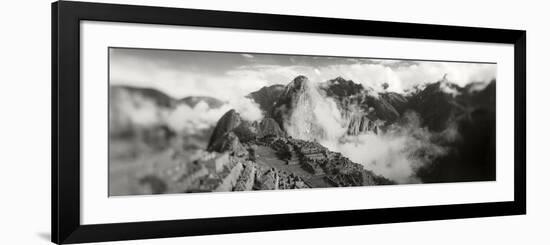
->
[206, 109, 394, 189]
[240, 75, 496, 184]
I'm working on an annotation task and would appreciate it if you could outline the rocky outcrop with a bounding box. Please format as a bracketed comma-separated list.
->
[207, 109, 255, 154]
[232, 121, 257, 143]
[262, 75, 405, 138]
[270, 138, 297, 163]
[321, 76, 364, 98]
[177, 163, 209, 192]
[254, 137, 394, 186]
[208, 132, 248, 156]
[207, 109, 242, 150]
[254, 168, 279, 190]
[201, 152, 230, 173]
[247, 84, 285, 115]
[255, 117, 286, 138]
[380, 92, 408, 114]
[346, 114, 378, 135]
[320, 77, 404, 123]
[233, 161, 257, 191]
[215, 161, 244, 192]
[271, 75, 311, 129]
[274, 169, 309, 189]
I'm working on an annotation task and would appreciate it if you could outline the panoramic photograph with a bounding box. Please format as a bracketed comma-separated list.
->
[108, 47, 496, 196]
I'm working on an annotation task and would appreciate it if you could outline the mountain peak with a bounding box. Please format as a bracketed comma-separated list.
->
[207, 109, 243, 151]
[247, 84, 285, 115]
[432, 74, 462, 97]
[278, 75, 314, 102]
[286, 75, 310, 92]
[332, 76, 347, 83]
[293, 75, 309, 83]
[322, 77, 364, 98]
[256, 117, 286, 138]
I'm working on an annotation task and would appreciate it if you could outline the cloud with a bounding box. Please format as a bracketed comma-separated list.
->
[278, 80, 451, 183]
[227, 97, 263, 122]
[110, 62, 270, 102]
[307, 61, 495, 93]
[166, 101, 226, 132]
[111, 48, 496, 101]
[110, 89, 162, 128]
[221, 61, 495, 95]
[111, 87, 263, 134]
[321, 112, 448, 183]
[283, 78, 347, 141]
[166, 97, 263, 132]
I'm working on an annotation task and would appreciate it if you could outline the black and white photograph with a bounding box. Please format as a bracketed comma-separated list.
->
[2, 0, 544, 244]
[109, 47, 497, 196]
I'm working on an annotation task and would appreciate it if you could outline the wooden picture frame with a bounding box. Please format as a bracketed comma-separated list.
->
[52, 1, 526, 244]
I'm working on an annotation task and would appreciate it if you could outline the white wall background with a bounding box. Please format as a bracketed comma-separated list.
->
[0, 0, 547, 244]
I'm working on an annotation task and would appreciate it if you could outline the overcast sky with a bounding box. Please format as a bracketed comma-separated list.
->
[109, 48, 496, 100]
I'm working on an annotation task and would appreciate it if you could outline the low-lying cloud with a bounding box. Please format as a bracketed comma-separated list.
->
[322, 113, 449, 184]
[167, 97, 263, 132]
[111, 48, 496, 100]
[283, 78, 347, 141]
[281, 79, 452, 183]
[111, 89, 263, 134]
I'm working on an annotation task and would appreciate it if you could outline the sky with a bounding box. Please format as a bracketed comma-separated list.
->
[109, 47, 497, 100]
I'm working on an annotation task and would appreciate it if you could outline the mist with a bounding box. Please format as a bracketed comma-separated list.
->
[283, 78, 347, 141]
[282, 79, 452, 183]
[167, 97, 263, 133]
[322, 113, 449, 183]
[111, 88, 263, 134]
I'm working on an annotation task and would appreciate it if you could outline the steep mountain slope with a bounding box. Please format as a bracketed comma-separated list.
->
[206, 109, 256, 154]
[254, 118, 286, 138]
[245, 75, 496, 184]
[320, 77, 404, 121]
[247, 76, 412, 137]
[206, 108, 394, 188]
[268, 76, 350, 141]
[321, 76, 364, 98]
[247, 84, 285, 115]
[271, 75, 311, 124]
[406, 81, 464, 132]
[415, 80, 496, 182]
[380, 92, 409, 115]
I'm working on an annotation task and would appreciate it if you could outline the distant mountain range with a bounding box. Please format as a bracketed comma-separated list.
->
[241, 75, 495, 183]
[248, 75, 495, 137]
[110, 85, 225, 109]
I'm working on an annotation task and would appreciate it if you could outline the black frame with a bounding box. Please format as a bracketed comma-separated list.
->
[52, 1, 526, 244]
